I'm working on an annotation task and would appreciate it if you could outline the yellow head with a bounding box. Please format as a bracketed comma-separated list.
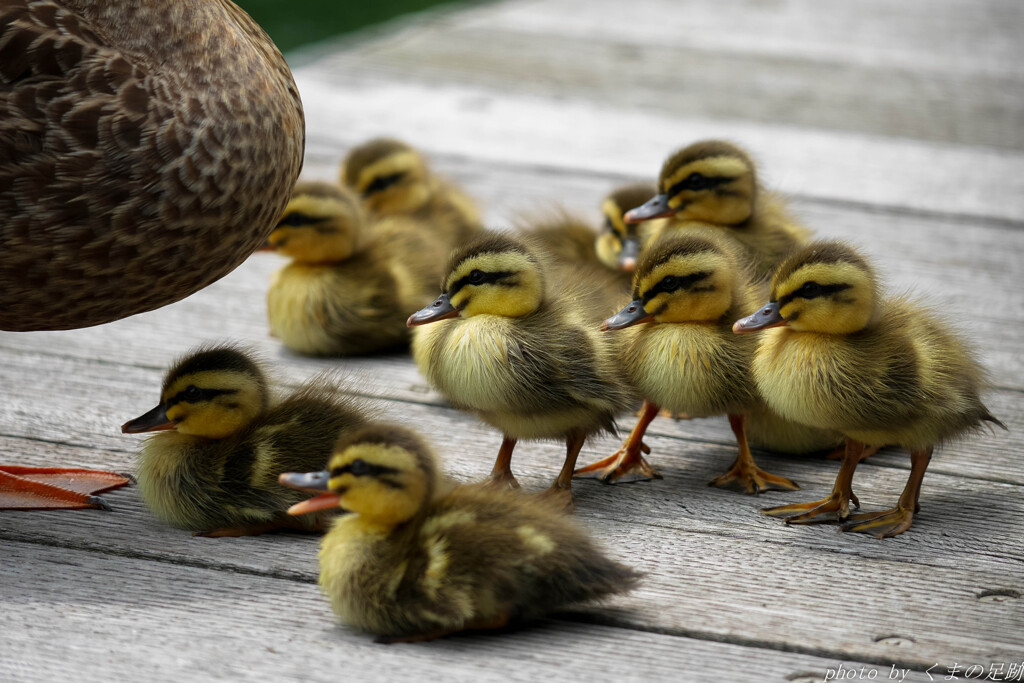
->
[595, 182, 657, 272]
[121, 347, 268, 439]
[625, 140, 757, 227]
[342, 138, 433, 217]
[284, 424, 438, 529]
[603, 230, 741, 330]
[267, 182, 367, 263]
[408, 233, 544, 325]
[734, 241, 878, 335]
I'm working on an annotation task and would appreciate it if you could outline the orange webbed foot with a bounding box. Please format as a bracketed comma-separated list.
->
[709, 461, 799, 495]
[762, 490, 860, 525]
[0, 466, 131, 510]
[840, 505, 916, 538]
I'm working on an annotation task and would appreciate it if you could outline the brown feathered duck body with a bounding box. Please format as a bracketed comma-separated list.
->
[0, 0, 304, 330]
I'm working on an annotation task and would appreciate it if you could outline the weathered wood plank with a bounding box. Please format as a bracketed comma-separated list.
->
[0, 541, 940, 683]
[290, 57, 1024, 223]
[312, 5, 1024, 149]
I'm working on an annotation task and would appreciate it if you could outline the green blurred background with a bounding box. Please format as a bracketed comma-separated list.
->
[235, 0, 471, 54]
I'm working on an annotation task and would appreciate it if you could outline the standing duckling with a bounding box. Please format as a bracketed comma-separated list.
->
[734, 241, 1005, 537]
[408, 233, 633, 505]
[281, 423, 639, 641]
[575, 230, 808, 491]
[625, 140, 808, 280]
[122, 346, 366, 536]
[342, 137, 482, 245]
[265, 181, 445, 355]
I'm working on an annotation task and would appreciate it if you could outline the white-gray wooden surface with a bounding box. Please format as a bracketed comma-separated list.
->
[2, 1, 1022, 681]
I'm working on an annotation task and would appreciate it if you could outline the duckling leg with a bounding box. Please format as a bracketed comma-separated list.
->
[840, 447, 931, 538]
[539, 431, 586, 510]
[0, 466, 130, 510]
[710, 414, 800, 494]
[762, 438, 865, 524]
[487, 436, 521, 490]
[574, 401, 662, 483]
[825, 444, 881, 461]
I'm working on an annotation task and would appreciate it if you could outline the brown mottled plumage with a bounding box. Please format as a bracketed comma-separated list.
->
[0, 0, 303, 330]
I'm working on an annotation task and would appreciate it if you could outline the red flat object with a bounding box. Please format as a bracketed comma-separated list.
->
[0, 466, 131, 510]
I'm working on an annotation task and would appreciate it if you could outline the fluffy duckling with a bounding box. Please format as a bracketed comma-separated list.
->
[734, 241, 1005, 537]
[595, 182, 668, 273]
[625, 140, 809, 280]
[265, 181, 446, 355]
[575, 230, 804, 491]
[342, 138, 482, 245]
[281, 424, 639, 641]
[122, 346, 366, 536]
[408, 233, 633, 505]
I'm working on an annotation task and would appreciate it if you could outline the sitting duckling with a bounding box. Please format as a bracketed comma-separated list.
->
[625, 140, 809, 280]
[281, 423, 639, 641]
[408, 233, 633, 505]
[266, 181, 446, 355]
[734, 241, 1005, 537]
[122, 346, 366, 536]
[575, 230, 806, 491]
[342, 137, 482, 245]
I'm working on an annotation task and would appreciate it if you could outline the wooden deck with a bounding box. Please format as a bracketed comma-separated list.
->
[3, 1, 1023, 680]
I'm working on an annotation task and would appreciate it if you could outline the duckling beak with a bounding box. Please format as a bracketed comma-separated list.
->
[624, 194, 672, 223]
[407, 293, 460, 326]
[733, 302, 786, 333]
[279, 471, 343, 515]
[618, 238, 639, 271]
[602, 299, 654, 331]
[121, 404, 175, 433]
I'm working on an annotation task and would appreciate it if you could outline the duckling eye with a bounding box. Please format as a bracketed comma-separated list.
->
[469, 269, 486, 284]
[278, 212, 313, 228]
[348, 459, 369, 476]
[686, 172, 709, 190]
[364, 172, 404, 196]
[798, 282, 822, 298]
[661, 275, 679, 290]
[183, 385, 202, 401]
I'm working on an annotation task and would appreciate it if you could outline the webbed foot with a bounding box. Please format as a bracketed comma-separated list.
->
[762, 490, 860, 524]
[710, 461, 799, 494]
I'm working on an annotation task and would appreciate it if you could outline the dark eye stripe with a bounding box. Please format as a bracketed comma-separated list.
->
[666, 174, 729, 198]
[777, 282, 852, 308]
[641, 271, 711, 304]
[276, 212, 331, 229]
[449, 270, 517, 297]
[363, 172, 405, 196]
[330, 462, 401, 479]
[165, 387, 238, 409]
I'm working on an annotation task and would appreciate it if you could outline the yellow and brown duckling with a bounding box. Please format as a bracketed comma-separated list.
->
[281, 423, 639, 642]
[575, 230, 805, 492]
[342, 137, 482, 246]
[734, 241, 1006, 537]
[408, 233, 634, 506]
[265, 181, 445, 355]
[122, 346, 366, 536]
[625, 140, 808, 280]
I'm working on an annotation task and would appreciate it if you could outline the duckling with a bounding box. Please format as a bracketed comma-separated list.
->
[342, 138, 482, 246]
[265, 181, 446, 355]
[0, 0, 303, 509]
[625, 140, 809, 280]
[574, 229, 806, 491]
[281, 423, 639, 641]
[734, 241, 1005, 537]
[595, 182, 669, 273]
[408, 233, 633, 505]
[121, 346, 366, 536]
